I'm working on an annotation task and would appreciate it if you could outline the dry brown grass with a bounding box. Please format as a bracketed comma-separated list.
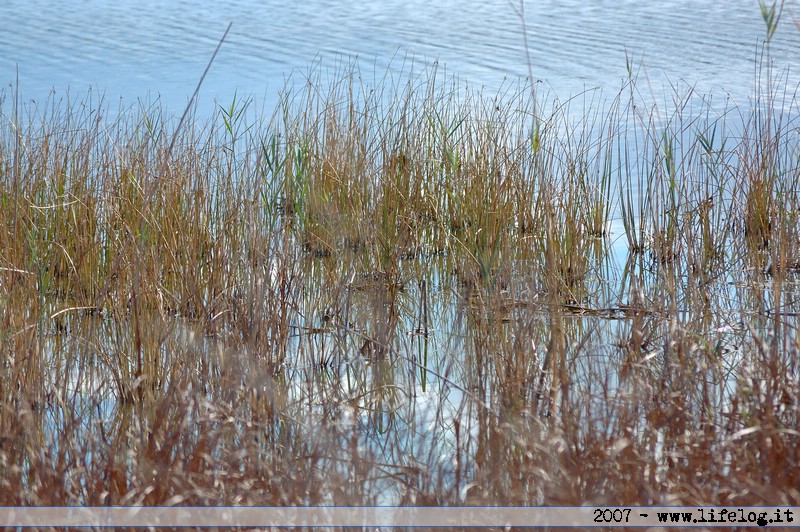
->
[1, 55, 799, 520]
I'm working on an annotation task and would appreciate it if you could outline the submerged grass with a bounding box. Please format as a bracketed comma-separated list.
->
[1, 53, 800, 511]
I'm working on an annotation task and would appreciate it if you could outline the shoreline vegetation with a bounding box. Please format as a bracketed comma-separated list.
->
[1, 49, 800, 509]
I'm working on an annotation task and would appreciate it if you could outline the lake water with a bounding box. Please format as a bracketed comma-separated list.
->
[4, 0, 800, 507]
[3, 0, 800, 116]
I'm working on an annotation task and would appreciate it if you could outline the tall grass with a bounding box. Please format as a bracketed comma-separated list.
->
[1, 51, 799, 510]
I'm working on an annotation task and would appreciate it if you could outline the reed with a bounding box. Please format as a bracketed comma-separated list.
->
[1, 46, 799, 511]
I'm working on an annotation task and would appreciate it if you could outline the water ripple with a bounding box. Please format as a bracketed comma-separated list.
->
[2, 0, 799, 114]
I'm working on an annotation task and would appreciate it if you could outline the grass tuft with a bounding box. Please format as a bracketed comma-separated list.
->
[1, 53, 800, 508]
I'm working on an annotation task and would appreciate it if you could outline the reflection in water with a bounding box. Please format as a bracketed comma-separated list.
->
[34, 232, 799, 503]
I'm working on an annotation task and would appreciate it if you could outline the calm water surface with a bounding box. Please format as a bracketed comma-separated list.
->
[7, 0, 800, 505]
[3, 0, 800, 114]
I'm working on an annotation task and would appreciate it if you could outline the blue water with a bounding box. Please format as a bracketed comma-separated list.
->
[3, 0, 800, 115]
[7, 1, 800, 505]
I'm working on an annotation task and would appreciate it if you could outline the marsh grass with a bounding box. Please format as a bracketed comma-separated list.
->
[1, 51, 800, 516]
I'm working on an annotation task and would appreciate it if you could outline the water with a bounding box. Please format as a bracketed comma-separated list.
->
[5, 0, 800, 505]
[3, 0, 800, 116]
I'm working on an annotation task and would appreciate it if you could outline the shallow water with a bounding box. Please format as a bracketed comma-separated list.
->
[5, 0, 800, 507]
[3, 0, 800, 115]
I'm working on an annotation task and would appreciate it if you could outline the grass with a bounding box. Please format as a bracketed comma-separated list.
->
[1, 48, 800, 514]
